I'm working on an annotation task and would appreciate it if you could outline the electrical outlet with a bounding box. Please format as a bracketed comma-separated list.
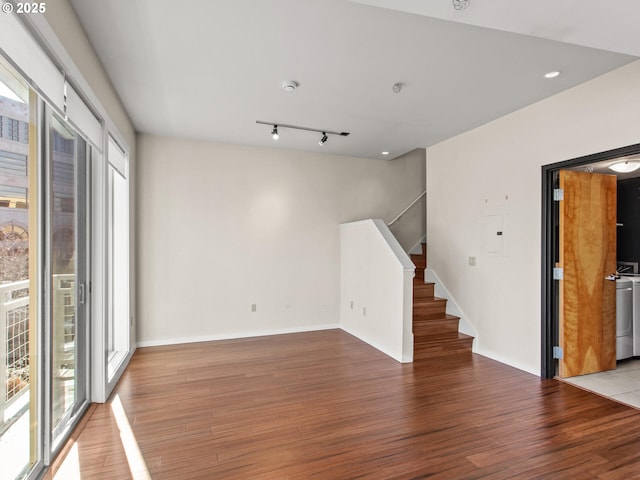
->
[350, 300, 354, 309]
[363, 307, 366, 316]
[468, 256, 476, 266]
[251, 304, 256, 312]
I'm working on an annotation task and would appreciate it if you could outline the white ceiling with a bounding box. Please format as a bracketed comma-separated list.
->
[69, 0, 636, 159]
[350, 0, 640, 57]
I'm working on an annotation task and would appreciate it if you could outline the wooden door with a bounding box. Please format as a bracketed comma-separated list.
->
[558, 170, 617, 378]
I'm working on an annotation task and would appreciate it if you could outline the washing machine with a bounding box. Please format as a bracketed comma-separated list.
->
[626, 276, 640, 357]
[616, 277, 633, 360]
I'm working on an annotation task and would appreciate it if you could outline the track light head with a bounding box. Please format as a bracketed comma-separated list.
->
[256, 121, 350, 145]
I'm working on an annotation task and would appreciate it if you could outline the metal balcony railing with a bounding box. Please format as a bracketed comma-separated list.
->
[0, 279, 29, 426]
[0, 275, 75, 427]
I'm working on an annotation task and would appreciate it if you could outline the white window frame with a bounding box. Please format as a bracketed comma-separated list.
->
[10, 10, 135, 403]
[106, 136, 130, 385]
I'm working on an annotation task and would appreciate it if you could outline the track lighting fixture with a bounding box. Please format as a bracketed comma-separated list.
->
[257, 121, 350, 146]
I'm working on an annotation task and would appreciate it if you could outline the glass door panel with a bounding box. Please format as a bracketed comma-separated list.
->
[0, 62, 38, 479]
[0, 56, 93, 479]
[49, 115, 87, 446]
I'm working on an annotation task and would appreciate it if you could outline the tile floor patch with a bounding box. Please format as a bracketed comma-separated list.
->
[562, 359, 640, 409]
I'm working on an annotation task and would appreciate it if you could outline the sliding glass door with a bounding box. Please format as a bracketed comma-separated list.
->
[0, 60, 37, 480]
[48, 114, 89, 449]
[0, 12, 133, 476]
[0, 56, 92, 479]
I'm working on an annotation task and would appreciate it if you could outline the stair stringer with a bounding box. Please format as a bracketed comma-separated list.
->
[408, 234, 427, 256]
[423, 268, 478, 346]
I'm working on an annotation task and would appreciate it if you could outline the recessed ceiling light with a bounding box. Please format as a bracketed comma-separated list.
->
[544, 71, 561, 79]
[382, 151, 390, 155]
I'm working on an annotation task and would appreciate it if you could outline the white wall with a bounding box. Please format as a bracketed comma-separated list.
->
[340, 148, 426, 252]
[426, 60, 640, 375]
[137, 135, 425, 346]
[340, 220, 414, 362]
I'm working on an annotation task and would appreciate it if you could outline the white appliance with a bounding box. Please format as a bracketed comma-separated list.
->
[626, 276, 640, 357]
[616, 277, 633, 360]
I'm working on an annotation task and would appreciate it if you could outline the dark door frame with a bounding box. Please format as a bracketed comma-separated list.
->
[541, 142, 640, 379]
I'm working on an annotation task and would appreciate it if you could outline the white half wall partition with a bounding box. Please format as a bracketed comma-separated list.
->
[340, 219, 414, 362]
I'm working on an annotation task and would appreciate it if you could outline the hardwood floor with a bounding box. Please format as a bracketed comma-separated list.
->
[48, 329, 640, 479]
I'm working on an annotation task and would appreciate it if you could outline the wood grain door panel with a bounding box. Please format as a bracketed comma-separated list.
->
[558, 170, 616, 378]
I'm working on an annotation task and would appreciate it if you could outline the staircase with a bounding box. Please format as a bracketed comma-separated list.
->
[411, 244, 473, 359]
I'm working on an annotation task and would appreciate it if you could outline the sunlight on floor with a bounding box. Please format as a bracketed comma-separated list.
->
[50, 396, 150, 480]
[111, 395, 151, 480]
[54, 443, 81, 479]
[0, 396, 30, 480]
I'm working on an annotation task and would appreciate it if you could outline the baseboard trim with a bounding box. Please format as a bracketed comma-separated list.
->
[339, 324, 408, 364]
[424, 268, 477, 338]
[137, 324, 340, 348]
[474, 348, 540, 377]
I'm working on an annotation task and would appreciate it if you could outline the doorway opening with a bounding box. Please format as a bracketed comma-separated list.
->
[542, 142, 640, 383]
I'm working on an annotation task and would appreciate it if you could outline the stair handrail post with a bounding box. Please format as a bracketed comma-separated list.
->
[387, 190, 426, 227]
